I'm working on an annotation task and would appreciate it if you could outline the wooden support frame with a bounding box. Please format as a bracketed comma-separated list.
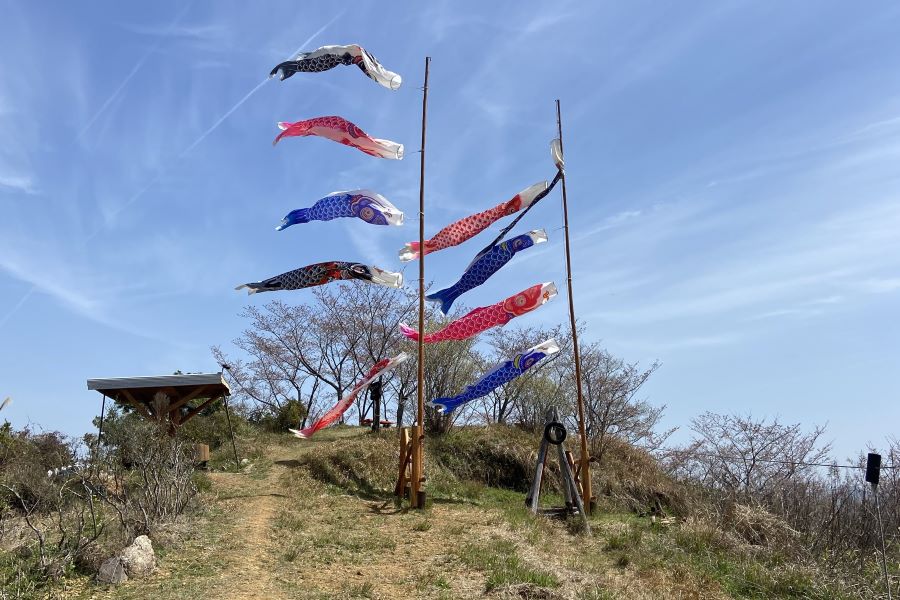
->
[526, 408, 591, 535]
[180, 394, 221, 424]
[119, 388, 152, 419]
[167, 385, 210, 414]
[395, 428, 412, 498]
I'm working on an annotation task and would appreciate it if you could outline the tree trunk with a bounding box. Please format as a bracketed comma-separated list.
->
[396, 394, 406, 431]
[371, 379, 383, 432]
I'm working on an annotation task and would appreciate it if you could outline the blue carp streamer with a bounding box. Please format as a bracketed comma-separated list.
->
[278, 190, 403, 230]
[428, 339, 560, 414]
[426, 229, 547, 314]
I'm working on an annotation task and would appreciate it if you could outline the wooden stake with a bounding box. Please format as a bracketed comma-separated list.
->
[410, 56, 431, 509]
[395, 428, 411, 497]
[556, 99, 593, 513]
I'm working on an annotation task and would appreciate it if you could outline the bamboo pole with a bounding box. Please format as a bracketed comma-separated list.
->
[556, 99, 593, 513]
[410, 56, 431, 509]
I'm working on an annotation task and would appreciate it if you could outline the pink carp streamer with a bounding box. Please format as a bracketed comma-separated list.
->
[289, 353, 409, 439]
[400, 282, 557, 343]
[273, 116, 403, 160]
[398, 181, 548, 262]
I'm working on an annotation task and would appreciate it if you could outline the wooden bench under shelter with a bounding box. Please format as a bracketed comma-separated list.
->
[361, 418, 395, 428]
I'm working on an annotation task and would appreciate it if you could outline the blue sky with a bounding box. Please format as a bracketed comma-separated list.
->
[1, 1, 898, 459]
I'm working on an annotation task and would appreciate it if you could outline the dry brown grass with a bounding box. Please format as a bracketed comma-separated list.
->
[70, 426, 873, 599]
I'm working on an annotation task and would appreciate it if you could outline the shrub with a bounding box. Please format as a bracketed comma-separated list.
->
[0, 424, 106, 588]
[257, 399, 308, 433]
[180, 406, 249, 449]
[92, 418, 199, 537]
[1, 425, 73, 513]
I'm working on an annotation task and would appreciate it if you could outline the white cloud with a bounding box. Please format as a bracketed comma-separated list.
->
[0, 173, 37, 194]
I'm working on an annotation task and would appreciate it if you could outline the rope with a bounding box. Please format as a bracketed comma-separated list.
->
[655, 447, 898, 470]
[469, 170, 564, 261]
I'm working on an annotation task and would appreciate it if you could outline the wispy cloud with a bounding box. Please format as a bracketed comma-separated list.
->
[0, 10, 344, 332]
[179, 11, 344, 158]
[77, 3, 194, 142]
[854, 277, 900, 294]
[0, 172, 37, 194]
[621, 332, 743, 352]
[585, 197, 900, 326]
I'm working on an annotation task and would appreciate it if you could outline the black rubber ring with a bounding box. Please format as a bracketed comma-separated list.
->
[544, 421, 567, 445]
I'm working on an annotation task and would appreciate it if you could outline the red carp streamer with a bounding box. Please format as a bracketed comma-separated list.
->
[400, 282, 557, 343]
[273, 116, 403, 160]
[289, 353, 409, 439]
[398, 181, 548, 261]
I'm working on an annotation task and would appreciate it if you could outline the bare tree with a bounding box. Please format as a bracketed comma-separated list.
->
[312, 284, 416, 425]
[675, 412, 831, 504]
[212, 299, 355, 426]
[577, 342, 669, 463]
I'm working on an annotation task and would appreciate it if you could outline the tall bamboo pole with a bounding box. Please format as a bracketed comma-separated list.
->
[556, 99, 593, 512]
[410, 56, 431, 509]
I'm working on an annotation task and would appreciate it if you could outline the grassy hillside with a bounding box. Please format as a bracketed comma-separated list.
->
[62, 425, 873, 599]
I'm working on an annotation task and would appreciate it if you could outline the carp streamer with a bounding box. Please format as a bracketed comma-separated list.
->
[398, 182, 548, 261]
[271, 44, 401, 90]
[429, 339, 559, 414]
[277, 190, 403, 230]
[290, 353, 409, 438]
[273, 116, 403, 160]
[236, 261, 402, 294]
[400, 282, 557, 343]
[426, 229, 548, 314]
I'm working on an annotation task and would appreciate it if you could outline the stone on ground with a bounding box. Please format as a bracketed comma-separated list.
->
[97, 556, 128, 585]
[120, 534, 156, 578]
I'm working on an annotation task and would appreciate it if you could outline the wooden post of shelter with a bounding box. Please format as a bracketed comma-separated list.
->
[90, 392, 108, 477]
[222, 394, 240, 469]
[409, 56, 431, 510]
[555, 99, 595, 514]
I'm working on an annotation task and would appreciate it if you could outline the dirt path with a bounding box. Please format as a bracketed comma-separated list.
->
[207, 461, 287, 600]
[85, 435, 725, 600]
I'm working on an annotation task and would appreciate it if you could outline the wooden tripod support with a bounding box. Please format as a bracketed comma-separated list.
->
[395, 427, 425, 507]
[525, 408, 591, 535]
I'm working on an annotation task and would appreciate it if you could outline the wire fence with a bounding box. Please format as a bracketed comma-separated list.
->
[653, 447, 898, 470]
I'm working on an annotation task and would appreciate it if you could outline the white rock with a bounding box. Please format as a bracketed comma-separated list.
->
[120, 535, 155, 578]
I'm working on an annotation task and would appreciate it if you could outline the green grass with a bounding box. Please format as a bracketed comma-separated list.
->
[456, 538, 560, 592]
[597, 516, 844, 599]
[76, 506, 231, 600]
[415, 569, 452, 592]
[576, 586, 618, 600]
[347, 581, 374, 598]
[412, 519, 432, 531]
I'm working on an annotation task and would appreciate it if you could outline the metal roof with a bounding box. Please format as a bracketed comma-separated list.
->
[87, 372, 230, 394]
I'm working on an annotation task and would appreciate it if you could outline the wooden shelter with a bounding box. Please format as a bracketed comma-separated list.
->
[86, 373, 231, 427]
[86, 372, 239, 467]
